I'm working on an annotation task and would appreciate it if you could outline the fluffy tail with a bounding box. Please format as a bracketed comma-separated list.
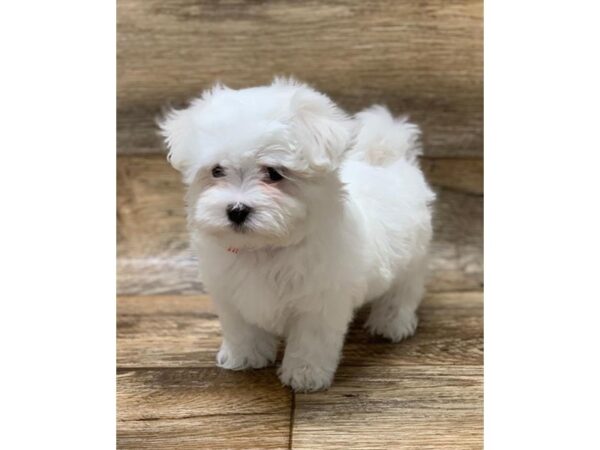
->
[347, 105, 422, 166]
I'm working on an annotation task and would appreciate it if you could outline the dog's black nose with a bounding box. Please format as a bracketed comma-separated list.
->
[226, 204, 252, 225]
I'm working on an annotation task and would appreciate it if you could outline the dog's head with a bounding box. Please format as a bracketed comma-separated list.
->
[159, 78, 352, 250]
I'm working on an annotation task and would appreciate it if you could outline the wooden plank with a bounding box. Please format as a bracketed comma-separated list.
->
[429, 184, 483, 293]
[117, 155, 204, 295]
[117, 292, 482, 368]
[118, 295, 212, 316]
[345, 291, 482, 366]
[420, 157, 482, 195]
[117, 368, 291, 421]
[118, 413, 290, 449]
[117, 296, 219, 368]
[117, 155, 482, 296]
[117, 321, 292, 449]
[292, 365, 483, 449]
[117, 0, 482, 157]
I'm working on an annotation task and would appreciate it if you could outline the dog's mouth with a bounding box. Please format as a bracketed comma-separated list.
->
[230, 223, 249, 233]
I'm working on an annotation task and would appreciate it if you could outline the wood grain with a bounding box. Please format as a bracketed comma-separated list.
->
[117, 292, 482, 368]
[420, 157, 482, 195]
[117, 155, 483, 296]
[292, 365, 483, 449]
[118, 413, 290, 449]
[118, 296, 219, 368]
[117, 0, 482, 157]
[345, 291, 482, 366]
[117, 300, 293, 449]
[118, 368, 291, 421]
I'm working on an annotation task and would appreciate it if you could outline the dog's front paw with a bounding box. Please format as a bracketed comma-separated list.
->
[365, 308, 418, 343]
[216, 341, 276, 370]
[278, 360, 334, 392]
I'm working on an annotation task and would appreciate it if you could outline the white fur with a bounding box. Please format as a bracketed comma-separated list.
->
[159, 79, 435, 392]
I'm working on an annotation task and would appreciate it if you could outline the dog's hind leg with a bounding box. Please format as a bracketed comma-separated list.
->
[364, 257, 428, 342]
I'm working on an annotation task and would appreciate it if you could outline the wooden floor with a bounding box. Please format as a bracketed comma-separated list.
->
[117, 154, 483, 449]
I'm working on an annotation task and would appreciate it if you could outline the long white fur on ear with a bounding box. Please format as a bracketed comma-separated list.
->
[278, 80, 352, 173]
[157, 105, 203, 184]
[158, 106, 197, 181]
[158, 84, 229, 184]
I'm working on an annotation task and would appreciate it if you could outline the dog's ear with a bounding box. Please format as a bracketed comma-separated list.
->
[158, 84, 228, 184]
[280, 80, 352, 174]
[158, 104, 197, 183]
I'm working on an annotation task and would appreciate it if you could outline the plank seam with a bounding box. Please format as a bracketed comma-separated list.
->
[288, 392, 295, 450]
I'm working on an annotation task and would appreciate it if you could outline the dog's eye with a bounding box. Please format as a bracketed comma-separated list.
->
[265, 167, 283, 182]
[211, 165, 225, 178]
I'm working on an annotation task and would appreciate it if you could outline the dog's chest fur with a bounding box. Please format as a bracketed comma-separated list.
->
[197, 237, 368, 336]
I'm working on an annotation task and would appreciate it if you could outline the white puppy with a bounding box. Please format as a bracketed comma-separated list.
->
[160, 78, 435, 392]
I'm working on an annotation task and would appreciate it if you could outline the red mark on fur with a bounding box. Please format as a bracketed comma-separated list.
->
[227, 247, 240, 254]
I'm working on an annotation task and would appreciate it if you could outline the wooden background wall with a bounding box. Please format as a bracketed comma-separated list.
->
[117, 0, 482, 158]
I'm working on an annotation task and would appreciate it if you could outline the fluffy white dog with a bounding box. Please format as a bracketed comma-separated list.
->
[160, 78, 435, 392]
